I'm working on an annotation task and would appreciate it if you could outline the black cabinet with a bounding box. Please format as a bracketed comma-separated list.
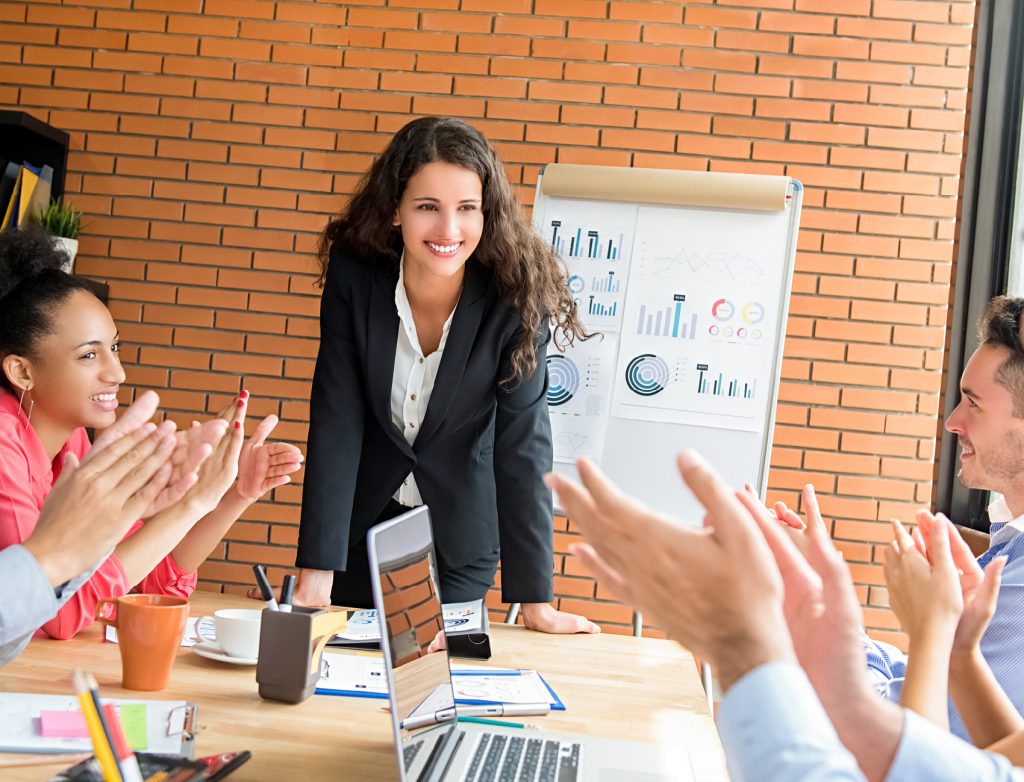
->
[0, 110, 70, 199]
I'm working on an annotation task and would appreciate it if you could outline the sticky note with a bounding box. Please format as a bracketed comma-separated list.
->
[118, 704, 148, 751]
[39, 710, 88, 738]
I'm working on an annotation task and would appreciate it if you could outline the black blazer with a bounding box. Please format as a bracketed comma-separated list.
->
[297, 244, 555, 603]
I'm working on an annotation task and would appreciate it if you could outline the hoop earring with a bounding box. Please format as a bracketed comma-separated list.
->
[17, 386, 33, 428]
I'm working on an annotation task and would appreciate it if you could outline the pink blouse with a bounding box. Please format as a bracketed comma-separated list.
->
[0, 390, 197, 639]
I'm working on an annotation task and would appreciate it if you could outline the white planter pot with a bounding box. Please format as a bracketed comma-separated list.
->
[54, 236, 78, 273]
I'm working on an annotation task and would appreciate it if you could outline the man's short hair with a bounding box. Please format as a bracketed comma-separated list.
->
[979, 295, 1024, 416]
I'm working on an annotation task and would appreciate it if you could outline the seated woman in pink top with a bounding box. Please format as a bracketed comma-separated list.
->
[0, 228, 303, 639]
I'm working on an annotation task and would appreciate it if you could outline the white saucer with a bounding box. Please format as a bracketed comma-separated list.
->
[190, 641, 257, 666]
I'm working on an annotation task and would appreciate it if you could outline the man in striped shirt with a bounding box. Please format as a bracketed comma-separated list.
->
[867, 295, 1024, 740]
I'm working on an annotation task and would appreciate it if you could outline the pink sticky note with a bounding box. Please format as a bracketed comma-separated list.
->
[39, 710, 88, 738]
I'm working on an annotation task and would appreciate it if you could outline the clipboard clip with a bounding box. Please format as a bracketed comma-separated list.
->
[167, 704, 199, 742]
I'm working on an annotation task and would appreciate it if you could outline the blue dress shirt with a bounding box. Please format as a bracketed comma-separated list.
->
[718, 662, 1023, 781]
[865, 498, 1024, 740]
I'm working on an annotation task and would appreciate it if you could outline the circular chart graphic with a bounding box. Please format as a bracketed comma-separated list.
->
[742, 301, 765, 324]
[546, 355, 580, 406]
[712, 298, 735, 321]
[624, 354, 669, 396]
[566, 274, 585, 294]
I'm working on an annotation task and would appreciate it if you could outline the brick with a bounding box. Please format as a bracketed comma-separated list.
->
[95, 10, 166, 32]
[837, 16, 912, 40]
[610, 2, 681, 24]
[606, 42, 680, 67]
[564, 62, 637, 85]
[235, 62, 306, 86]
[534, 0, 607, 18]
[418, 52, 491, 76]
[715, 73, 790, 97]
[641, 25, 714, 48]
[716, 29, 789, 53]
[685, 6, 757, 28]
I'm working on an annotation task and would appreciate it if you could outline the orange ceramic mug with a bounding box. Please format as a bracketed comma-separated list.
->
[96, 594, 189, 691]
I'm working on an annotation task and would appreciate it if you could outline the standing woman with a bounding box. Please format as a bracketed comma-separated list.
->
[292, 117, 598, 634]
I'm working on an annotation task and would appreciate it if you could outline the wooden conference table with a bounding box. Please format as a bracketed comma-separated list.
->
[1, 591, 728, 781]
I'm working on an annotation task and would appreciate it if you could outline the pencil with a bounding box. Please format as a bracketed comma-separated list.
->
[86, 672, 125, 782]
[72, 669, 122, 782]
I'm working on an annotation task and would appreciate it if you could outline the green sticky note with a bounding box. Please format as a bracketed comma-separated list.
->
[118, 704, 148, 751]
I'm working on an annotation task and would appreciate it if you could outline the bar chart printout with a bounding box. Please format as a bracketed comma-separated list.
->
[696, 363, 756, 399]
[549, 220, 625, 261]
[635, 294, 697, 339]
[539, 200, 638, 332]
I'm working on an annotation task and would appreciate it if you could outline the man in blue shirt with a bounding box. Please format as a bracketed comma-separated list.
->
[547, 450, 1022, 780]
[862, 296, 1024, 740]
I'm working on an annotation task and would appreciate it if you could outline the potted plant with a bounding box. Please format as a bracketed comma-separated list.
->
[35, 198, 83, 272]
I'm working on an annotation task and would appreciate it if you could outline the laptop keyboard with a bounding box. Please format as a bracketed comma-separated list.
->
[463, 734, 581, 782]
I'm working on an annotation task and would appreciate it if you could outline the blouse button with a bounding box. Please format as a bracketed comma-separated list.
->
[411, 394, 417, 401]
[419, 357, 424, 365]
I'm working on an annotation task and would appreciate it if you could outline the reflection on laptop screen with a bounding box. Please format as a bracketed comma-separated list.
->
[370, 507, 458, 779]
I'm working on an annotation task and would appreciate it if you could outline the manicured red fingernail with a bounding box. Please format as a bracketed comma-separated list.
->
[237, 399, 245, 407]
[240, 390, 249, 399]
[235, 421, 241, 429]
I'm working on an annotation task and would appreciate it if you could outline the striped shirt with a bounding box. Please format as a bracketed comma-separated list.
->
[866, 497, 1024, 740]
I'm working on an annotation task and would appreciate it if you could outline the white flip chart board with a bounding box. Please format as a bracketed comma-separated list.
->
[533, 164, 802, 524]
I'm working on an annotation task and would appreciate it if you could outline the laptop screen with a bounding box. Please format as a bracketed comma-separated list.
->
[368, 506, 459, 780]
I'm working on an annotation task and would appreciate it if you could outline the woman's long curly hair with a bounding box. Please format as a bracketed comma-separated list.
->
[316, 116, 590, 383]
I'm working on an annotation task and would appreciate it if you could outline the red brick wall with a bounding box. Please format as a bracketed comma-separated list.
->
[1, 0, 975, 643]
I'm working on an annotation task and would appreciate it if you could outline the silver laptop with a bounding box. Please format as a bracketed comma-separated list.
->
[367, 506, 689, 782]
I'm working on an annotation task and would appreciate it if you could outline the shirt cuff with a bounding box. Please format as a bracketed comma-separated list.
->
[717, 662, 859, 782]
[887, 710, 1016, 781]
[0, 545, 59, 638]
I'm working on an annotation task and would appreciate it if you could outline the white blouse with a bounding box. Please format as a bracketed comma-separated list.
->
[390, 257, 458, 507]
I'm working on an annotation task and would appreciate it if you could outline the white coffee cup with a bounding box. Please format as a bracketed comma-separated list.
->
[195, 608, 262, 659]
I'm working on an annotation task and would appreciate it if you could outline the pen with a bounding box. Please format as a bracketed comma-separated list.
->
[252, 564, 279, 611]
[72, 669, 121, 782]
[401, 706, 457, 731]
[458, 716, 527, 729]
[280, 574, 296, 613]
[458, 703, 550, 718]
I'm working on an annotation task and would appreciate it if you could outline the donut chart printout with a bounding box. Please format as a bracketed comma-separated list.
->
[610, 204, 790, 433]
[545, 333, 617, 463]
[532, 166, 800, 520]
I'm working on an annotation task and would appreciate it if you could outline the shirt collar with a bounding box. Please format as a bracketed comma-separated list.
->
[988, 494, 1024, 545]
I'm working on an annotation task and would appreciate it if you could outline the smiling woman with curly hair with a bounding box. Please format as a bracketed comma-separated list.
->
[288, 117, 600, 636]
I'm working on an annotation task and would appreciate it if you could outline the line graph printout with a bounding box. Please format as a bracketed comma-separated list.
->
[611, 204, 790, 431]
[538, 199, 638, 331]
[545, 334, 617, 463]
